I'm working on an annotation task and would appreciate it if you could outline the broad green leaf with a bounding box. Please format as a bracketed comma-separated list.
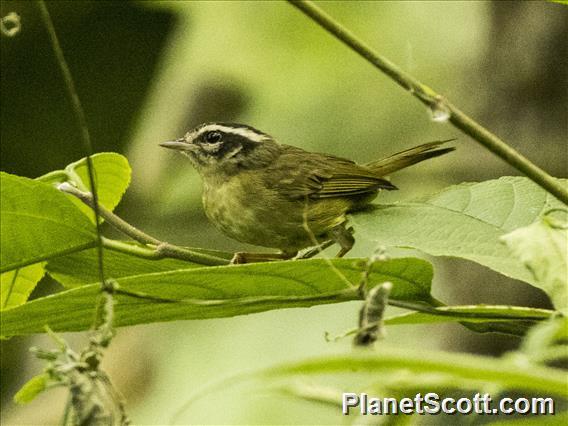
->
[0, 173, 96, 273]
[1, 257, 436, 337]
[260, 351, 568, 397]
[274, 380, 563, 426]
[384, 305, 553, 325]
[38, 152, 131, 221]
[179, 349, 567, 419]
[351, 177, 566, 285]
[273, 380, 504, 424]
[13, 374, 48, 404]
[46, 246, 233, 288]
[1, 263, 45, 309]
[501, 215, 567, 310]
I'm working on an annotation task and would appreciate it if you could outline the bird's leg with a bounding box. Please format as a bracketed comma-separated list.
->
[296, 239, 335, 259]
[231, 250, 297, 264]
[328, 224, 355, 258]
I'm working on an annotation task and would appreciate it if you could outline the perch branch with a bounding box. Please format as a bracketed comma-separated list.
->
[58, 184, 230, 266]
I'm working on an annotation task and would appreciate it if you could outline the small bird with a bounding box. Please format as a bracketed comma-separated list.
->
[160, 123, 454, 263]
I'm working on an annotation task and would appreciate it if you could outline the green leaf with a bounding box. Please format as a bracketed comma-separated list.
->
[46, 246, 231, 288]
[37, 152, 131, 220]
[260, 351, 568, 397]
[181, 349, 567, 418]
[351, 177, 565, 285]
[1, 263, 46, 309]
[384, 305, 553, 325]
[1, 257, 436, 337]
[501, 215, 567, 311]
[0, 173, 96, 273]
[13, 373, 48, 404]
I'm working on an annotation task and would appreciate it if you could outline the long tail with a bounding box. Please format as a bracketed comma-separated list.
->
[365, 139, 456, 176]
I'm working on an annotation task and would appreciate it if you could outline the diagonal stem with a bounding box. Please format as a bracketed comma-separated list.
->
[59, 183, 229, 266]
[60, 183, 161, 246]
[287, 0, 568, 205]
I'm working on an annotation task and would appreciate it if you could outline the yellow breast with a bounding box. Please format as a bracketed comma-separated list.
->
[201, 172, 355, 252]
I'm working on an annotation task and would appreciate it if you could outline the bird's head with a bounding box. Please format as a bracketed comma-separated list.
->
[160, 122, 279, 176]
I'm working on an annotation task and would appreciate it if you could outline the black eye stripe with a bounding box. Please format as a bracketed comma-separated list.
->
[205, 131, 222, 143]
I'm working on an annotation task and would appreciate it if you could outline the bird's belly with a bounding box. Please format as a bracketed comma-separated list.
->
[202, 181, 349, 252]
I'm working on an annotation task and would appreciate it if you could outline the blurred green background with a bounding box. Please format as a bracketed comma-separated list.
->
[1, 1, 566, 424]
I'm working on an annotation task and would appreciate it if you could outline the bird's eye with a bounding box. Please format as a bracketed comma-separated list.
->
[205, 131, 222, 143]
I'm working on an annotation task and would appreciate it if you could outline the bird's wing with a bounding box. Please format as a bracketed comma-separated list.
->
[268, 145, 396, 200]
[315, 173, 396, 198]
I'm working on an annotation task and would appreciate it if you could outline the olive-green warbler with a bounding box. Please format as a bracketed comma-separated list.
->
[160, 123, 454, 263]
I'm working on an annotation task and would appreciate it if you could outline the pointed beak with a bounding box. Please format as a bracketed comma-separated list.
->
[159, 138, 194, 152]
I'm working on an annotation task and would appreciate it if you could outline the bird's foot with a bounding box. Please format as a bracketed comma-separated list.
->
[329, 225, 355, 258]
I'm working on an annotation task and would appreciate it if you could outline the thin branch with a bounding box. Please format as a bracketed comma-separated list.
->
[101, 238, 227, 266]
[153, 243, 228, 265]
[59, 184, 229, 266]
[101, 238, 162, 259]
[287, 0, 568, 206]
[59, 183, 161, 246]
[37, 1, 109, 288]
